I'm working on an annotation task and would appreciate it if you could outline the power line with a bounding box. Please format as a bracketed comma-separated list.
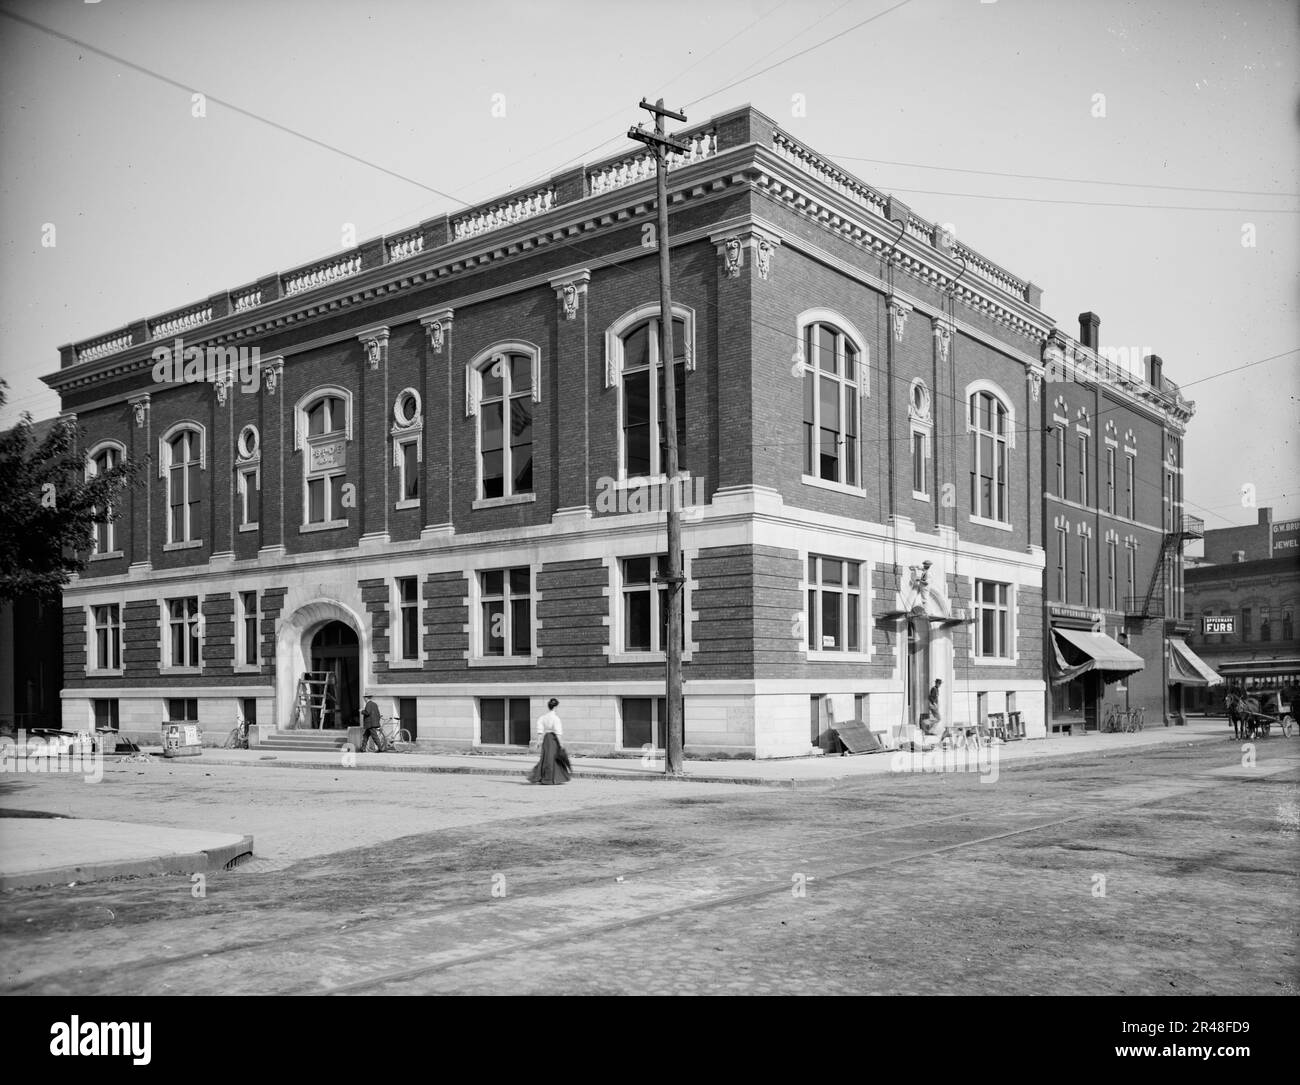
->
[828, 153, 1300, 200]
[684, 0, 915, 109]
[0, 10, 468, 206]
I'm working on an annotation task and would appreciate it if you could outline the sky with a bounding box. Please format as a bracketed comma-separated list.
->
[1, 0, 1296, 538]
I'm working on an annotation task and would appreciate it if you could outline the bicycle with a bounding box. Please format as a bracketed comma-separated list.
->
[1102, 705, 1124, 733]
[1130, 706, 1145, 732]
[363, 716, 411, 753]
[223, 713, 250, 750]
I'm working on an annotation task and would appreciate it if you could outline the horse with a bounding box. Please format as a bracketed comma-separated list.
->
[1225, 691, 1260, 740]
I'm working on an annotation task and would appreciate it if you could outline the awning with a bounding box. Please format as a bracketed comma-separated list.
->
[1167, 638, 1223, 687]
[1050, 628, 1146, 686]
[1216, 659, 1300, 679]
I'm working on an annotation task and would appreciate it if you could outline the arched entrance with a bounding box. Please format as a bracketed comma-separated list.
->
[310, 621, 359, 729]
[906, 610, 932, 727]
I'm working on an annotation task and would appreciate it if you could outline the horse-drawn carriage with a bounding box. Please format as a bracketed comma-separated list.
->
[1226, 688, 1296, 740]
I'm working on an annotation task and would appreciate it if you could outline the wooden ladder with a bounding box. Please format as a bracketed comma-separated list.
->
[295, 671, 338, 729]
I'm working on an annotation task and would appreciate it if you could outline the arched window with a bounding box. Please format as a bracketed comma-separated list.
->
[466, 347, 537, 500]
[86, 440, 125, 555]
[967, 383, 1014, 524]
[605, 306, 694, 479]
[158, 423, 205, 545]
[797, 312, 864, 487]
[295, 388, 353, 527]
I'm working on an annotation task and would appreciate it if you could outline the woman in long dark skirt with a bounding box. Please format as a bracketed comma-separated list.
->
[528, 697, 572, 785]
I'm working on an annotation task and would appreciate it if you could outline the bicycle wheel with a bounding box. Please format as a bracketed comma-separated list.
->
[223, 727, 242, 749]
[391, 729, 412, 753]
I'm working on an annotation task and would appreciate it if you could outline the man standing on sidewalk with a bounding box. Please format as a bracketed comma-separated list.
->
[360, 691, 384, 753]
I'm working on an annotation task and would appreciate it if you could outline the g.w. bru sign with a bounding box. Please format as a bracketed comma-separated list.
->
[1272, 519, 1300, 552]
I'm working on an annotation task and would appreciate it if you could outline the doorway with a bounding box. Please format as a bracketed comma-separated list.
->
[906, 612, 932, 727]
[310, 620, 359, 729]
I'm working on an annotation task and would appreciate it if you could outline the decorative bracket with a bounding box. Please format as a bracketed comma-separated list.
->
[712, 225, 782, 281]
[260, 356, 284, 397]
[889, 299, 912, 343]
[419, 308, 454, 354]
[129, 394, 151, 428]
[932, 322, 951, 364]
[357, 326, 390, 371]
[550, 270, 591, 322]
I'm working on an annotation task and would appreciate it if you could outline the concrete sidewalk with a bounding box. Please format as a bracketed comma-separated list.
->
[0, 818, 252, 890]
[0, 718, 1251, 891]
[179, 716, 1236, 784]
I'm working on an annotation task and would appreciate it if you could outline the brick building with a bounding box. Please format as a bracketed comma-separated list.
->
[44, 104, 1199, 757]
[1184, 546, 1300, 710]
[1036, 323, 1206, 729]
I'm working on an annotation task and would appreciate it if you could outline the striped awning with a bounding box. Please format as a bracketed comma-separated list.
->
[1051, 628, 1145, 685]
[1167, 638, 1223, 687]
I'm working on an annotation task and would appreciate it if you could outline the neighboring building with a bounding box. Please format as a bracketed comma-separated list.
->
[43, 105, 1194, 756]
[1037, 325, 1206, 729]
[1, 416, 65, 733]
[1185, 550, 1300, 711]
[1201, 506, 1297, 565]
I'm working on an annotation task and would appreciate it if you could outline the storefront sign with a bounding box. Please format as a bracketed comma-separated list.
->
[1272, 519, 1300, 552]
[1203, 615, 1235, 635]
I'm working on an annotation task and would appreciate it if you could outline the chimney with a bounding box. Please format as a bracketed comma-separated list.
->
[1144, 353, 1163, 389]
[1078, 312, 1100, 351]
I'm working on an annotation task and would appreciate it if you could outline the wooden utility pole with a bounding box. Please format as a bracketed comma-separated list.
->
[628, 98, 689, 775]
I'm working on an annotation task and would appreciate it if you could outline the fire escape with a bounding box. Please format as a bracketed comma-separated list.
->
[1125, 513, 1204, 621]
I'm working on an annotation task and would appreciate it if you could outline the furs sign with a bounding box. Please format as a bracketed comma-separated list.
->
[1203, 615, 1235, 635]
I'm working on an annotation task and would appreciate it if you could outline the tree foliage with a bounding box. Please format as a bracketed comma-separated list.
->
[0, 381, 140, 602]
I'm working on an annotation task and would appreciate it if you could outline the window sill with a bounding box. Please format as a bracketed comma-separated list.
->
[238, 523, 260, 533]
[970, 655, 1017, 666]
[968, 514, 1013, 533]
[87, 669, 124, 678]
[299, 519, 349, 534]
[801, 475, 866, 498]
[911, 491, 930, 503]
[388, 660, 425, 670]
[807, 650, 871, 663]
[473, 493, 536, 510]
[607, 650, 694, 664]
[89, 551, 124, 562]
[395, 499, 420, 511]
[468, 656, 538, 668]
[160, 666, 201, 676]
[164, 540, 202, 552]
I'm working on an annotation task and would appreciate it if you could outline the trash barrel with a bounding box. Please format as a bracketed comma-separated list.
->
[161, 723, 202, 758]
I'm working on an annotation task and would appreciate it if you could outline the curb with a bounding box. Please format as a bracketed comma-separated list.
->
[0, 833, 254, 892]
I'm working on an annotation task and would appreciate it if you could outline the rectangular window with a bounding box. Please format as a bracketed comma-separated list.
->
[622, 696, 672, 750]
[1260, 606, 1271, 642]
[397, 577, 420, 661]
[93, 603, 121, 670]
[854, 693, 868, 725]
[240, 591, 258, 667]
[304, 396, 348, 525]
[479, 568, 531, 657]
[237, 466, 260, 527]
[1125, 454, 1136, 520]
[241, 698, 258, 728]
[975, 580, 1011, 658]
[911, 429, 930, 497]
[1078, 434, 1089, 506]
[1241, 607, 1252, 640]
[1127, 547, 1136, 608]
[398, 697, 417, 740]
[621, 555, 685, 653]
[93, 699, 119, 732]
[479, 697, 531, 746]
[806, 555, 862, 652]
[1106, 447, 1116, 515]
[1056, 528, 1068, 602]
[166, 698, 198, 722]
[167, 597, 201, 668]
[1054, 426, 1065, 497]
[1107, 541, 1118, 611]
[398, 439, 420, 503]
[91, 446, 119, 554]
[1078, 535, 1090, 608]
[1164, 470, 1174, 531]
[801, 324, 859, 487]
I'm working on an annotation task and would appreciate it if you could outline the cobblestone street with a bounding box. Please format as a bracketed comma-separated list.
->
[2, 735, 1297, 996]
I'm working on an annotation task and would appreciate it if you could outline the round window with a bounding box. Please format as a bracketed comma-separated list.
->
[237, 424, 259, 459]
[394, 388, 421, 427]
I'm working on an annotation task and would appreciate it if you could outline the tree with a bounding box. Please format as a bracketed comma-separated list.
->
[0, 381, 139, 602]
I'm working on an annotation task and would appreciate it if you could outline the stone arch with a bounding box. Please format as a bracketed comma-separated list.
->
[275, 598, 369, 729]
